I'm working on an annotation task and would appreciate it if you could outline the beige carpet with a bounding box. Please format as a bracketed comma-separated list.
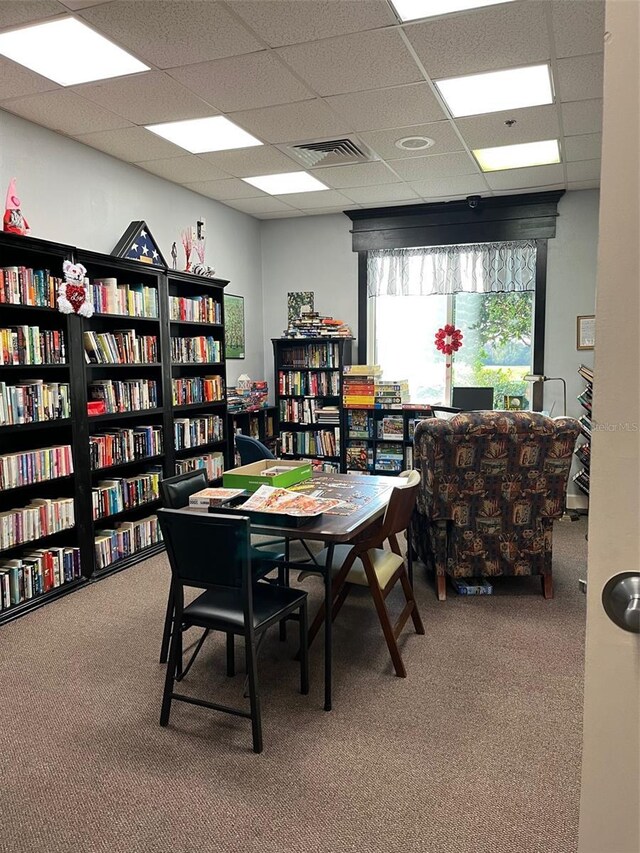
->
[0, 519, 587, 853]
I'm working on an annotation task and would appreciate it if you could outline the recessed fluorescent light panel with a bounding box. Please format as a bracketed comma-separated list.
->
[473, 139, 561, 172]
[436, 64, 553, 118]
[391, 0, 516, 22]
[146, 116, 262, 154]
[0, 18, 148, 86]
[242, 172, 328, 195]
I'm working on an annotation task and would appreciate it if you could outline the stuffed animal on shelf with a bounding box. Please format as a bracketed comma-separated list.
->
[3, 178, 30, 235]
[57, 260, 94, 317]
[191, 262, 216, 278]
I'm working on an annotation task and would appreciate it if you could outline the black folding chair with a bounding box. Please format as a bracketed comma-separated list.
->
[157, 509, 309, 753]
[158, 470, 285, 675]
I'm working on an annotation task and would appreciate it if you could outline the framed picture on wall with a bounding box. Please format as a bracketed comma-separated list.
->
[577, 315, 595, 350]
[224, 294, 245, 359]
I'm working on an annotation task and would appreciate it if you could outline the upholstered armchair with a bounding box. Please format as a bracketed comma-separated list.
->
[410, 411, 580, 600]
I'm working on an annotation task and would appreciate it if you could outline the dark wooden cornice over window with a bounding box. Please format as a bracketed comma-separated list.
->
[343, 191, 565, 252]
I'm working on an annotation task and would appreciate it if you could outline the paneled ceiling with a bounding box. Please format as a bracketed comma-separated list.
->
[0, 0, 604, 219]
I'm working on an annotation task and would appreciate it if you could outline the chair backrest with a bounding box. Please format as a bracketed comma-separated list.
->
[452, 386, 494, 411]
[379, 475, 421, 540]
[157, 508, 252, 607]
[235, 433, 276, 465]
[160, 469, 208, 509]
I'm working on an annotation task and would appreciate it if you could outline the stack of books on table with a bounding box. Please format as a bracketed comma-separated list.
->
[343, 365, 382, 408]
[227, 381, 268, 412]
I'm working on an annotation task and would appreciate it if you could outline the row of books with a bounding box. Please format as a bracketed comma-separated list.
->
[170, 335, 221, 364]
[280, 429, 340, 457]
[1, 325, 66, 365]
[0, 444, 73, 490]
[90, 425, 163, 470]
[83, 330, 158, 365]
[279, 397, 318, 424]
[279, 342, 344, 368]
[92, 468, 162, 521]
[344, 368, 410, 409]
[89, 379, 159, 414]
[172, 375, 224, 406]
[0, 496, 75, 552]
[345, 441, 405, 473]
[578, 363, 594, 385]
[283, 311, 351, 338]
[0, 380, 71, 426]
[169, 294, 221, 324]
[315, 405, 340, 425]
[94, 515, 163, 571]
[175, 451, 224, 481]
[174, 414, 224, 450]
[227, 381, 268, 412]
[573, 468, 590, 496]
[346, 410, 431, 440]
[0, 547, 81, 610]
[278, 370, 340, 397]
[88, 279, 159, 319]
[0, 267, 60, 309]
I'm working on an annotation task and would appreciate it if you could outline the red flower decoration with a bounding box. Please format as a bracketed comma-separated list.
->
[434, 324, 464, 356]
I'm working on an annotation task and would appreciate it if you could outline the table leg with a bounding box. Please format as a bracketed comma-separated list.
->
[323, 543, 335, 712]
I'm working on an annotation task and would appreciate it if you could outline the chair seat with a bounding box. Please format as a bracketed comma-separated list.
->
[184, 583, 306, 632]
[313, 544, 405, 589]
[250, 547, 284, 579]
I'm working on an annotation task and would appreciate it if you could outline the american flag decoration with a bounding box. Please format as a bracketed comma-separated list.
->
[112, 221, 167, 267]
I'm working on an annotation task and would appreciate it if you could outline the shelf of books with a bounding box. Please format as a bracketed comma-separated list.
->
[573, 363, 593, 499]
[273, 337, 352, 474]
[0, 232, 232, 622]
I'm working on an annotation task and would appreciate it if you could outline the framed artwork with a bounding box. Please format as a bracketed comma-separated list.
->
[287, 291, 314, 325]
[577, 315, 595, 350]
[504, 394, 527, 411]
[224, 293, 245, 359]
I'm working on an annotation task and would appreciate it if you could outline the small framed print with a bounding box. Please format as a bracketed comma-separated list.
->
[577, 315, 595, 350]
[224, 294, 245, 359]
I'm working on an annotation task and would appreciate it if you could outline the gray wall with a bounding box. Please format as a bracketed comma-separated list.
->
[0, 109, 264, 385]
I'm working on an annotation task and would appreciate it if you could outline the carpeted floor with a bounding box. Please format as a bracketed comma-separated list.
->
[0, 519, 587, 853]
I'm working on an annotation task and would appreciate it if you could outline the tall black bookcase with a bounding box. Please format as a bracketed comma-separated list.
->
[0, 231, 229, 624]
[273, 337, 352, 472]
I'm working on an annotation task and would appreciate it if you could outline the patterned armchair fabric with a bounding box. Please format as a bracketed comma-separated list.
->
[411, 411, 580, 598]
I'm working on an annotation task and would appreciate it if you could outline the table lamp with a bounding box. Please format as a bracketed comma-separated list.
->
[524, 374, 567, 416]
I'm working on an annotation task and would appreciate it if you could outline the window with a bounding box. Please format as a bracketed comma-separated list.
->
[367, 243, 536, 408]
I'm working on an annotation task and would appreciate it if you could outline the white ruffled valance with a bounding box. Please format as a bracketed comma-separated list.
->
[367, 241, 537, 296]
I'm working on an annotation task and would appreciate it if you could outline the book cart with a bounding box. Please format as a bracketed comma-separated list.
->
[0, 231, 230, 624]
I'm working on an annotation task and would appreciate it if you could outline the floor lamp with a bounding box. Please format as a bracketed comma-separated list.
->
[524, 374, 567, 416]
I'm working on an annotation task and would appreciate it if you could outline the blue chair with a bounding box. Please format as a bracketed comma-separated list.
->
[235, 433, 276, 464]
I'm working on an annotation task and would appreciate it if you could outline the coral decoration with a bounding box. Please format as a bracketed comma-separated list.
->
[435, 324, 463, 366]
[181, 228, 194, 272]
[57, 260, 94, 317]
[3, 177, 29, 235]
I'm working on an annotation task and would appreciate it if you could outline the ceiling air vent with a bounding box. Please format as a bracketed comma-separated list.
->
[278, 137, 378, 169]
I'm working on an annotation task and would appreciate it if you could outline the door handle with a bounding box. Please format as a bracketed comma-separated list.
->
[602, 572, 640, 633]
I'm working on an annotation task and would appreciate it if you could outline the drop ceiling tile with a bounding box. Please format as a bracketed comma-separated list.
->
[2, 90, 132, 135]
[75, 125, 184, 161]
[341, 183, 420, 204]
[300, 207, 357, 216]
[454, 105, 560, 150]
[229, 100, 353, 144]
[551, 0, 605, 58]
[58, 1, 110, 8]
[562, 99, 603, 136]
[360, 121, 463, 160]
[410, 174, 489, 199]
[168, 51, 313, 113]
[79, 1, 262, 69]
[0, 1, 61, 28]
[259, 210, 307, 218]
[0, 58, 59, 100]
[564, 133, 601, 163]
[224, 196, 298, 214]
[556, 54, 604, 103]
[566, 159, 601, 182]
[227, 0, 395, 47]
[311, 162, 401, 189]
[568, 179, 600, 191]
[276, 29, 422, 97]
[137, 156, 230, 183]
[484, 163, 565, 191]
[324, 83, 447, 133]
[404, 2, 550, 78]
[492, 184, 565, 198]
[273, 190, 352, 209]
[184, 177, 265, 200]
[199, 145, 303, 177]
[71, 72, 216, 125]
[389, 152, 478, 182]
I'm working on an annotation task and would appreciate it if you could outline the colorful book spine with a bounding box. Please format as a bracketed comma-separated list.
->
[169, 295, 221, 324]
[170, 336, 222, 364]
[0, 326, 66, 365]
[94, 514, 163, 571]
[0, 497, 75, 552]
[172, 375, 225, 406]
[0, 445, 73, 490]
[175, 451, 224, 481]
[90, 426, 163, 469]
[0, 381, 71, 426]
[92, 467, 162, 520]
[0, 267, 60, 308]
[88, 279, 158, 318]
[0, 546, 81, 609]
[278, 370, 340, 396]
[88, 379, 158, 414]
[83, 330, 157, 364]
[174, 415, 224, 450]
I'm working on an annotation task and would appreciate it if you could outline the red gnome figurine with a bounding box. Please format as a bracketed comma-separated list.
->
[3, 178, 29, 235]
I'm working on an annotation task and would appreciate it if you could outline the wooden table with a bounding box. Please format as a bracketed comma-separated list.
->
[245, 472, 396, 711]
